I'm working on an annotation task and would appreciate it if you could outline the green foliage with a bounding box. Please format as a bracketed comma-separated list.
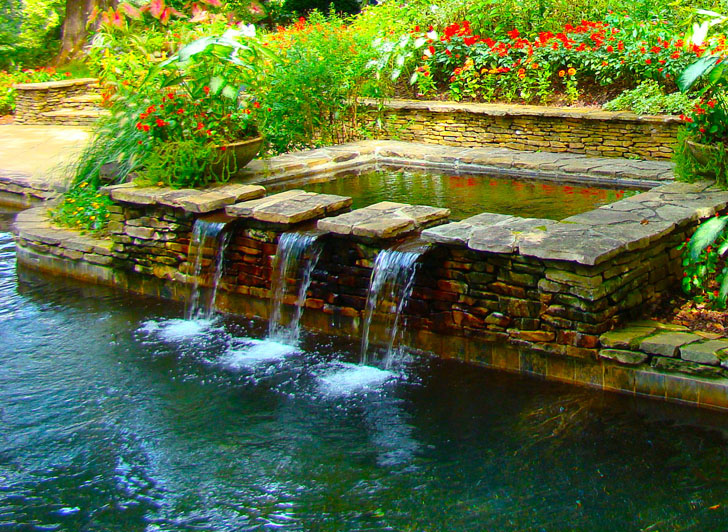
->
[679, 214, 728, 308]
[0, 0, 63, 69]
[282, 0, 360, 17]
[673, 128, 728, 188]
[0, 67, 70, 115]
[604, 80, 695, 115]
[256, 12, 375, 153]
[135, 139, 233, 188]
[51, 181, 115, 235]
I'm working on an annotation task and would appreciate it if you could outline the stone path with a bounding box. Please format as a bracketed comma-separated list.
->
[0, 124, 90, 206]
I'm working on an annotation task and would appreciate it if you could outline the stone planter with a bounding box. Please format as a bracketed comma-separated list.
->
[215, 136, 264, 173]
[685, 139, 718, 167]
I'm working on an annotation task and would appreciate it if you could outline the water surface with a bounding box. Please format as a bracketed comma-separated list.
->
[3, 208, 728, 531]
[292, 167, 641, 220]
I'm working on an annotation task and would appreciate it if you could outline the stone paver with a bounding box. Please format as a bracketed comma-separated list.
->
[318, 201, 450, 239]
[226, 190, 351, 224]
[639, 331, 703, 358]
[680, 339, 728, 366]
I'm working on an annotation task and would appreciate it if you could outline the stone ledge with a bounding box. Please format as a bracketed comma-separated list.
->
[226, 190, 352, 224]
[359, 98, 681, 124]
[318, 201, 450, 239]
[422, 180, 728, 266]
[13, 78, 99, 90]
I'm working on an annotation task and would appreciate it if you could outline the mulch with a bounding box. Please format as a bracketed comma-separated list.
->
[653, 294, 728, 335]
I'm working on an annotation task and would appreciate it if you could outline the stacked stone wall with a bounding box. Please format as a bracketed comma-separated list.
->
[361, 100, 680, 160]
[13, 78, 103, 125]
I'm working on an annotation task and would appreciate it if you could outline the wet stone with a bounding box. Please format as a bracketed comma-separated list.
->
[600, 325, 658, 350]
[680, 339, 728, 366]
[639, 331, 703, 358]
[599, 349, 649, 366]
[227, 191, 351, 224]
[421, 222, 473, 246]
[652, 357, 726, 378]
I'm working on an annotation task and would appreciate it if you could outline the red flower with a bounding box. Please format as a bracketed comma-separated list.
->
[146, 105, 156, 114]
[167, 92, 175, 100]
[606, 45, 614, 52]
[176, 108, 184, 115]
[507, 29, 520, 39]
[428, 45, 435, 55]
[220, 146, 227, 151]
[203, 86, 210, 95]
[645, 58, 652, 64]
[196, 122, 204, 130]
[253, 101, 261, 109]
[155, 118, 166, 127]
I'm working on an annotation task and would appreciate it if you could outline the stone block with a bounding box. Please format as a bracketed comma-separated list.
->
[599, 325, 658, 350]
[639, 331, 703, 358]
[680, 339, 728, 366]
[598, 349, 649, 366]
[652, 357, 726, 378]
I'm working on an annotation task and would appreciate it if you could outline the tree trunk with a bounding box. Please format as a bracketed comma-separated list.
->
[54, 0, 116, 65]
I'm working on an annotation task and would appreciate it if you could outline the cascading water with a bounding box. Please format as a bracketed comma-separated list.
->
[268, 231, 324, 344]
[360, 240, 429, 369]
[186, 220, 230, 320]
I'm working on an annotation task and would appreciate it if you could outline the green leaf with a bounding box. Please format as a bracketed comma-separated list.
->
[720, 268, 728, 304]
[209, 75, 225, 94]
[678, 55, 720, 92]
[391, 68, 401, 81]
[221, 85, 237, 99]
[689, 216, 728, 261]
[719, 240, 728, 256]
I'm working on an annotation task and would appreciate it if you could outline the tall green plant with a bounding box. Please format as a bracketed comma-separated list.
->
[679, 214, 728, 308]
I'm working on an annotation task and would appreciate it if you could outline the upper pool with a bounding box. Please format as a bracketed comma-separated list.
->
[284, 167, 642, 220]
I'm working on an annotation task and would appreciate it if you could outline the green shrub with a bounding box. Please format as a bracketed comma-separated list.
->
[0, 67, 70, 114]
[604, 80, 695, 115]
[256, 12, 376, 153]
[679, 214, 728, 308]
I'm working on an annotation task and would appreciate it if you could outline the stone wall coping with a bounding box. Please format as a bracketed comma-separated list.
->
[225, 190, 352, 224]
[13, 78, 99, 91]
[317, 201, 450, 239]
[359, 97, 681, 124]
[422, 180, 728, 265]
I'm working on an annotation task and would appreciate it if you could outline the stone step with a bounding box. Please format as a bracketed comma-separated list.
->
[36, 108, 110, 126]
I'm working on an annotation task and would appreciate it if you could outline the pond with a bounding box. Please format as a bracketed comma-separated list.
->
[280, 167, 642, 220]
[3, 207, 728, 531]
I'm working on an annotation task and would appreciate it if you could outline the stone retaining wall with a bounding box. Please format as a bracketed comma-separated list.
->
[13, 78, 102, 125]
[13, 141, 728, 410]
[360, 99, 681, 160]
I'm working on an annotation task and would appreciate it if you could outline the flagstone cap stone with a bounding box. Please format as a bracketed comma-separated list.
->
[422, 180, 728, 265]
[104, 183, 265, 213]
[317, 201, 450, 239]
[225, 190, 352, 225]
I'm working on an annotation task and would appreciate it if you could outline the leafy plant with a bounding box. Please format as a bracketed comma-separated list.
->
[605, 79, 695, 115]
[51, 181, 115, 234]
[679, 214, 728, 308]
[0, 67, 70, 114]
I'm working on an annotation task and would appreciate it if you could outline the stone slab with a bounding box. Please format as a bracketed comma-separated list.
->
[318, 201, 449, 239]
[176, 185, 265, 214]
[600, 326, 658, 350]
[680, 339, 728, 366]
[226, 190, 351, 225]
[599, 349, 650, 366]
[639, 332, 703, 358]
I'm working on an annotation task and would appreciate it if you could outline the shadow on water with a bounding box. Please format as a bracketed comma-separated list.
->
[5, 208, 728, 531]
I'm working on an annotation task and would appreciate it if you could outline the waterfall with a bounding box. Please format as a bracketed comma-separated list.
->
[360, 240, 429, 369]
[186, 220, 230, 320]
[268, 231, 324, 344]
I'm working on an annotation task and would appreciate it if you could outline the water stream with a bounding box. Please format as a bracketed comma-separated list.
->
[268, 231, 324, 344]
[360, 240, 429, 369]
[186, 219, 230, 320]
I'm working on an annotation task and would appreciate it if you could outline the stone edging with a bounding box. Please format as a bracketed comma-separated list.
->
[0, 171, 66, 209]
[359, 97, 680, 124]
[13, 78, 99, 90]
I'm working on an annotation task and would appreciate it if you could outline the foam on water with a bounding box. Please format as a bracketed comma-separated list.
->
[317, 363, 394, 397]
[139, 318, 218, 342]
[221, 338, 299, 369]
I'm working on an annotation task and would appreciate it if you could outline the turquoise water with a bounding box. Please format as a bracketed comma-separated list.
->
[3, 208, 728, 531]
[293, 168, 641, 220]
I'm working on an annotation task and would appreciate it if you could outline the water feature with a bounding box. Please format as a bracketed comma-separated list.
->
[268, 231, 324, 345]
[284, 166, 642, 220]
[7, 207, 728, 530]
[360, 240, 429, 369]
[186, 219, 231, 320]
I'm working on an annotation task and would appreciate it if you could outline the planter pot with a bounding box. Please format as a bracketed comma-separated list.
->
[685, 139, 718, 168]
[213, 135, 264, 175]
